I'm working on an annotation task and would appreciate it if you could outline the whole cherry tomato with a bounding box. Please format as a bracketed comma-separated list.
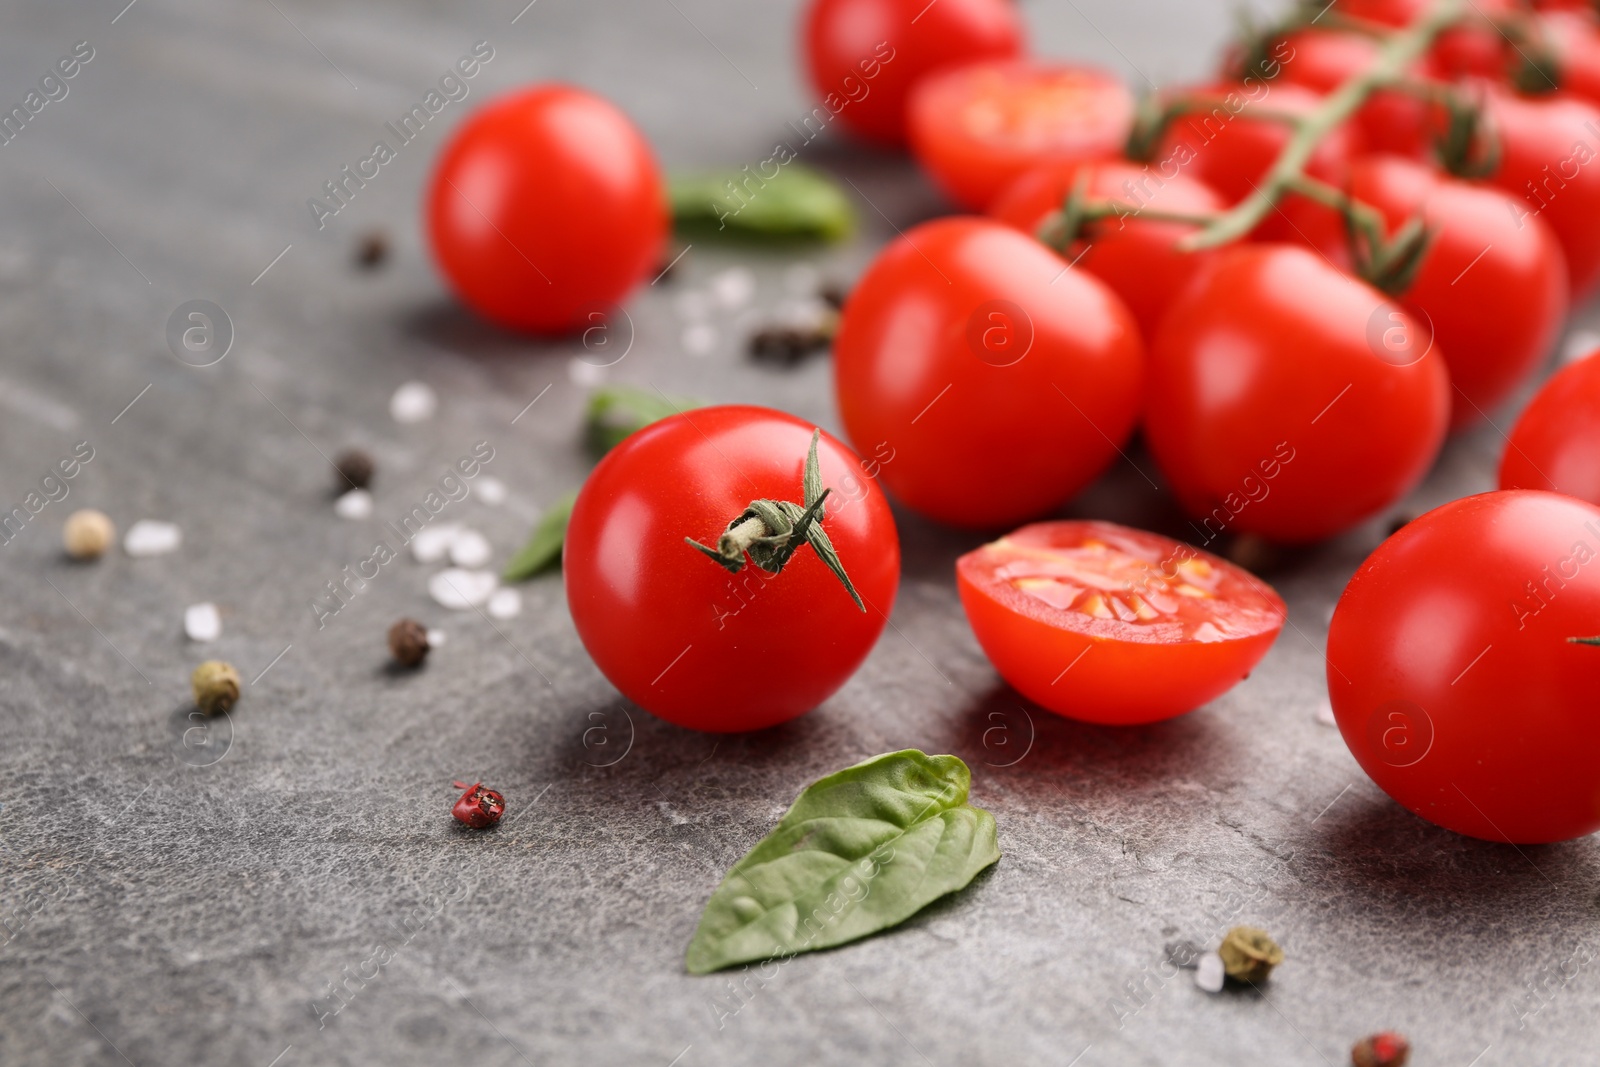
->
[564, 406, 900, 733]
[907, 61, 1135, 210]
[427, 84, 665, 334]
[1155, 81, 1359, 212]
[802, 0, 1024, 147]
[833, 217, 1144, 529]
[1145, 244, 1450, 544]
[988, 160, 1224, 343]
[1283, 154, 1568, 428]
[958, 521, 1285, 725]
[1325, 0, 1515, 78]
[1328, 490, 1600, 843]
[1473, 82, 1600, 298]
[1501, 351, 1600, 504]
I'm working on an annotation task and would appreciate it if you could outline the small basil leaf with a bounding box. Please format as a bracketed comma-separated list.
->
[668, 164, 856, 243]
[501, 491, 576, 582]
[585, 385, 700, 456]
[685, 750, 1000, 975]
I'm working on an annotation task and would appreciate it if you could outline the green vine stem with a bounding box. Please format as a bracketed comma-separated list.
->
[1569, 636, 1600, 646]
[1182, 0, 1468, 250]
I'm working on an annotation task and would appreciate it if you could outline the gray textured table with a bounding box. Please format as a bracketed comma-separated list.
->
[3, 1, 1598, 1065]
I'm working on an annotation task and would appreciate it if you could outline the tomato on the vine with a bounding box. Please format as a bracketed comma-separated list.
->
[1501, 351, 1600, 504]
[907, 61, 1135, 210]
[1145, 244, 1449, 544]
[957, 521, 1286, 725]
[427, 84, 665, 334]
[1270, 29, 1437, 157]
[1283, 154, 1568, 428]
[988, 160, 1224, 342]
[564, 406, 900, 733]
[832, 217, 1144, 529]
[1328, 490, 1600, 843]
[802, 0, 1024, 147]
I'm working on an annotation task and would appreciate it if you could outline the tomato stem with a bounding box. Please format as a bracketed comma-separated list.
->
[684, 429, 866, 612]
[1569, 636, 1600, 646]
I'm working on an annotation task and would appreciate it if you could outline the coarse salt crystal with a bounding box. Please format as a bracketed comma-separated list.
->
[710, 267, 755, 309]
[476, 476, 507, 505]
[124, 520, 182, 557]
[410, 523, 461, 564]
[389, 381, 438, 423]
[334, 488, 372, 520]
[449, 529, 492, 569]
[428, 568, 497, 610]
[426, 628, 447, 647]
[682, 323, 718, 356]
[1562, 329, 1600, 364]
[568, 358, 605, 387]
[487, 587, 522, 620]
[1196, 952, 1225, 993]
[184, 602, 221, 642]
[1316, 700, 1337, 727]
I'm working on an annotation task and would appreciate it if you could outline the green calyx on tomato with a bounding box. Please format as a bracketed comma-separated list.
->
[685, 429, 865, 611]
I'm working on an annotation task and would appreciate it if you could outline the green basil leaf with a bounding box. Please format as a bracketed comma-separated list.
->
[585, 384, 700, 456]
[501, 491, 576, 582]
[668, 164, 856, 243]
[685, 749, 1000, 975]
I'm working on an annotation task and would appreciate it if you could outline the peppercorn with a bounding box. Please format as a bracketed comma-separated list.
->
[191, 660, 241, 716]
[1351, 1031, 1410, 1067]
[355, 231, 389, 269]
[388, 618, 430, 667]
[452, 781, 505, 829]
[1219, 926, 1284, 983]
[333, 448, 375, 491]
[62, 509, 115, 560]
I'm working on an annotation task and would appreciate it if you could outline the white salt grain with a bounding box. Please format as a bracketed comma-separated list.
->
[683, 323, 718, 356]
[334, 488, 372, 520]
[487, 587, 522, 620]
[426, 628, 447, 647]
[1196, 952, 1225, 993]
[476, 476, 507, 505]
[184, 602, 221, 643]
[1562, 329, 1600, 365]
[428, 568, 497, 610]
[411, 523, 461, 564]
[1316, 700, 1338, 727]
[449, 528, 492, 569]
[124, 520, 182, 557]
[568, 358, 606, 387]
[389, 381, 438, 423]
[710, 267, 755, 309]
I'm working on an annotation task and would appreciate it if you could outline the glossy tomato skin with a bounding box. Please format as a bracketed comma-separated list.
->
[988, 160, 1224, 342]
[802, 0, 1024, 147]
[833, 217, 1144, 529]
[1328, 491, 1600, 843]
[957, 521, 1286, 724]
[908, 61, 1135, 210]
[427, 84, 665, 334]
[564, 407, 899, 733]
[1283, 155, 1568, 428]
[1146, 244, 1450, 544]
[1478, 84, 1600, 298]
[1272, 30, 1437, 157]
[1501, 353, 1600, 504]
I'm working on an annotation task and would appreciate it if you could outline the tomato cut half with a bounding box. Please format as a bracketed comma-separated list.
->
[908, 61, 1134, 210]
[956, 521, 1286, 725]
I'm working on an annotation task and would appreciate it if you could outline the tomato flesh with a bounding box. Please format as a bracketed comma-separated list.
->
[957, 522, 1286, 725]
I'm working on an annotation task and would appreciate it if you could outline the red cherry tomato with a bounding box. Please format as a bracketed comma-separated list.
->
[1328, 490, 1600, 843]
[1146, 244, 1450, 544]
[1272, 29, 1437, 157]
[564, 406, 900, 733]
[907, 61, 1135, 210]
[801, 0, 1024, 148]
[1155, 81, 1359, 213]
[1326, 0, 1514, 78]
[957, 521, 1286, 724]
[1476, 82, 1600, 298]
[987, 160, 1224, 342]
[833, 217, 1144, 529]
[1283, 154, 1568, 428]
[1501, 352, 1600, 504]
[426, 84, 665, 334]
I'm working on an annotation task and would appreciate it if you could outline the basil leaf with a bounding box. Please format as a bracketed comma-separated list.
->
[501, 491, 576, 582]
[585, 384, 700, 456]
[668, 164, 856, 242]
[685, 750, 1000, 975]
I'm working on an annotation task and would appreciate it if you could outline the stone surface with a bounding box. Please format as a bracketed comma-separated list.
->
[2, 1, 1598, 1066]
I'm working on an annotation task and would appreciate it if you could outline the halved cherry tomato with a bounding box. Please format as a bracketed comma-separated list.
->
[988, 160, 1224, 342]
[801, 0, 1025, 147]
[907, 60, 1134, 210]
[957, 521, 1286, 725]
[1501, 351, 1600, 504]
